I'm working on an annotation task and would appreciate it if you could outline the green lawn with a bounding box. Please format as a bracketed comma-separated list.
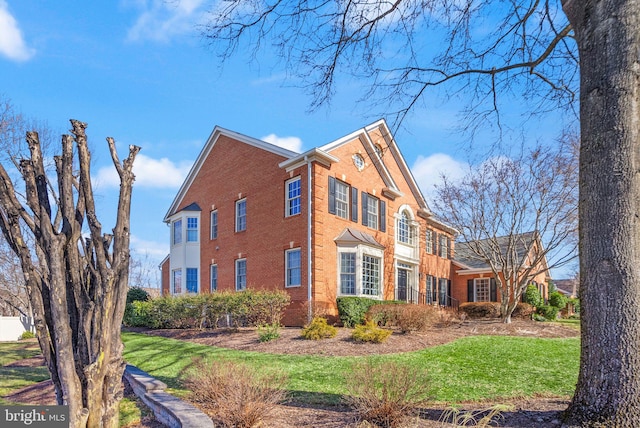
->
[121, 331, 579, 405]
[0, 341, 49, 404]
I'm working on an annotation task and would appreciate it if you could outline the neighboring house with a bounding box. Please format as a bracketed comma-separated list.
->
[161, 119, 457, 325]
[451, 232, 550, 305]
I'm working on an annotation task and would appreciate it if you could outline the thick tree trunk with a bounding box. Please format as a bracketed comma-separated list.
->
[0, 121, 139, 428]
[563, 0, 640, 425]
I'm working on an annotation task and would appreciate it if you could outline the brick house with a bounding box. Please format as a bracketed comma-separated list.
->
[451, 232, 550, 305]
[161, 120, 459, 325]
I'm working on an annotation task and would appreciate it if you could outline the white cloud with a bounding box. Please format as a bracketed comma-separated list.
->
[0, 1, 35, 61]
[412, 153, 468, 200]
[261, 134, 303, 153]
[130, 235, 169, 261]
[93, 153, 193, 189]
[126, 0, 205, 43]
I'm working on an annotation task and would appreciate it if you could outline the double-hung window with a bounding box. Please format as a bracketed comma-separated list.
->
[210, 210, 218, 240]
[172, 219, 182, 245]
[339, 253, 356, 295]
[172, 269, 182, 294]
[337, 247, 383, 298]
[439, 235, 449, 259]
[236, 199, 247, 232]
[235, 259, 247, 291]
[335, 180, 349, 219]
[285, 248, 301, 287]
[186, 268, 198, 293]
[187, 217, 198, 242]
[425, 230, 433, 254]
[286, 177, 301, 216]
[397, 211, 414, 245]
[210, 264, 218, 292]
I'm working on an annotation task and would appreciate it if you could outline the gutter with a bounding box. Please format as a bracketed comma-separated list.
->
[305, 156, 313, 323]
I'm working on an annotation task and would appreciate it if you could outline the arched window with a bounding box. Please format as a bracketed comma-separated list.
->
[398, 210, 411, 244]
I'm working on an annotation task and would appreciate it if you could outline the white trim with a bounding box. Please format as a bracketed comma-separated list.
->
[285, 176, 302, 218]
[235, 198, 247, 232]
[285, 248, 302, 288]
[165, 126, 298, 222]
[210, 210, 218, 240]
[235, 258, 247, 291]
[210, 264, 218, 292]
[336, 244, 384, 299]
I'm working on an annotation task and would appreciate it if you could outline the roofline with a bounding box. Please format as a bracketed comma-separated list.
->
[164, 126, 299, 222]
[278, 148, 340, 171]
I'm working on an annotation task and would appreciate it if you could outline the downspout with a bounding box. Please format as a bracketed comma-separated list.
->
[306, 156, 313, 323]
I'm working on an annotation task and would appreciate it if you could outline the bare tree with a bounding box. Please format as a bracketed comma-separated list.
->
[0, 120, 140, 428]
[0, 238, 30, 317]
[202, 1, 640, 423]
[433, 142, 578, 323]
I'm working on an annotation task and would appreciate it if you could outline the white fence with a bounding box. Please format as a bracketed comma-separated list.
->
[0, 316, 34, 341]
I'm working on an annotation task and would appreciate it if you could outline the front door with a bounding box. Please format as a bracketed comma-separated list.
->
[397, 268, 408, 301]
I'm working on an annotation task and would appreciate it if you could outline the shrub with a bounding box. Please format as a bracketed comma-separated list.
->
[126, 286, 150, 305]
[344, 359, 430, 428]
[245, 290, 291, 326]
[511, 303, 535, 319]
[440, 404, 511, 427]
[459, 302, 501, 319]
[301, 316, 337, 340]
[523, 284, 543, 308]
[537, 304, 560, 320]
[395, 305, 439, 333]
[19, 331, 36, 340]
[366, 303, 403, 327]
[257, 323, 280, 342]
[352, 320, 392, 343]
[549, 291, 569, 310]
[123, 300, 153, 327]
[185, 359, 288, 428]
[337, 297, 381, 327]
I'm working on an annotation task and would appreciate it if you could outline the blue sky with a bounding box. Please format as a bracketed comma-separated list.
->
[0, 1, 571, 279]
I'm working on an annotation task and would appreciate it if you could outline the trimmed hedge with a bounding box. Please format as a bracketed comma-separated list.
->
[122, 290, 290, 329]
[336, 297, 405, 327]
[460, 302, 535, 319]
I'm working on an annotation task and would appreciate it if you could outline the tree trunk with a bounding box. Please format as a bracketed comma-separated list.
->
[563, 0, 640, 425]
[0, 121, 139, 428]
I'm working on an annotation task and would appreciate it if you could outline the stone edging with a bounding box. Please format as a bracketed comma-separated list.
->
[124, 364, 213, 428]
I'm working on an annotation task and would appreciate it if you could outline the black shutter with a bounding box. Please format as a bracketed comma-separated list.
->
[361, 192, 368, 226]
[328, 176, 336, 214]
[448, 280, 452, 305]
[379, 200, 386, 232]
[351, 187, 358, 222]
[490, 278, 497, 302]
[467, 279, 474, 302]
[447, 237, 452, 259]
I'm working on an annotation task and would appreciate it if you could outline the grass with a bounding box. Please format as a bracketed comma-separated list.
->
[0, 341, 49, 404]
[121, 331, 579, 405]
[0, 341, 153, 426]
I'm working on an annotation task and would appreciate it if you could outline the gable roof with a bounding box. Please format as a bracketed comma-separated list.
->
[320, 119, 431, 214]
[164, 126, 299, 221]
[454, 231, 541, 271]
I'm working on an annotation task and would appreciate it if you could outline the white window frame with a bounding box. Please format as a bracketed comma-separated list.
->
[235, 258, 247, 291]
[337, 245, 384, 298]
[210, 264, 218, 292]
[172, 219, 182, 245]
[474, 278, 491, 302]
[210, 210, 218, 240]
[425, 230, 433, 254]
[439, 235, 448, 258]
[285, 177, 302, 217]
[365, 195, 379, 229]
[186, 267, 198, 293]
[236, 199, 247, 232]
[285, 248, 302, 287]
[335, 180, 349, 219]
[186, 217, 198, 243]
[171, 269, 182, 294]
